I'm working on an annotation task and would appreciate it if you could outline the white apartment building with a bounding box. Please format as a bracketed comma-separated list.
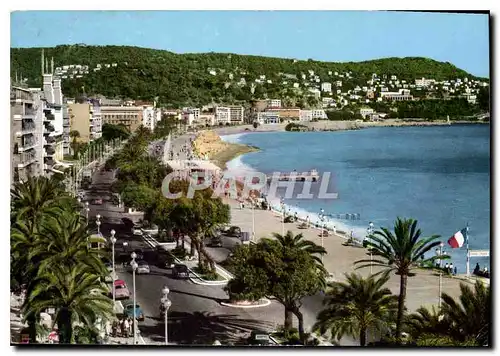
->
[415, 77, 435, 87]
[198, 113, 216, 126]
[257, 111, 280, 124]
[380, 89, 413, 101]
[336, 81, 342, 87]
[267, 99, 282, 108]
[183, 107, 200, 122]
[142, 106, 159, 131]
[228, 106, 245, 123]
[321, 82, 332, 92]
[322, 97, 335, 108]
[299, 110, 312, 122]
[309, 88, 321, 98]
[215, 106, 231, 124]
[311, 109, 327, 120]
[359, 107, 375, 118]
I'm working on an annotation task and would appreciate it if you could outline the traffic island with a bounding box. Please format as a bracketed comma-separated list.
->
[220, 298, 271, 309]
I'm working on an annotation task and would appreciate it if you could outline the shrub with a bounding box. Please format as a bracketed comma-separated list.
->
[171, 246, 187, 260]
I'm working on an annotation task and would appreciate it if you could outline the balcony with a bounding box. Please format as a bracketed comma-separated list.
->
[43, 137, 56, 146]
[44, 156, 55, 166]
[11, 89, 33, 104]
[44, 113, 55, 122]
[18, 139, 37, 152]
[44, 123, 55, 134]
[24, 108, 36, 118]
[63, 118, 70, 127]
[45, 146, 56, 156]
[18, 152, 37, 168]
[17, 123, 36, 136]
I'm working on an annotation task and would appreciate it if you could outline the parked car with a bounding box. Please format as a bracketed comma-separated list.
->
[226, 226, 242, 238]
[112, 280, 130, 300]
[156, 249, 175, 269]
[132, 225, 143, 236]
[172, 264, 189, 279]
[208, 236, 223, 247]
[248, 330, 271, 345]
[136, 260, 150, 274]
[124, 302, 145, 321]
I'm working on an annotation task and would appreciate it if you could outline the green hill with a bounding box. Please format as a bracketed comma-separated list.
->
[10, 45, 480, 107]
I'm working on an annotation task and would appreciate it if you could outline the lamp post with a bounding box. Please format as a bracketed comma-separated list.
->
[251, 198, 256, 243]
[130, 252, 138, 344]
[280, 200, 285, 236]
[367, 222, 374, 274]
[110, 230, 116, 304]
[161, 286, 172, 345]
[96, 214, 101, 235]
[436, 242, 444, 309]
[321, 223, 326, 263]
[85, 202, 90, 223]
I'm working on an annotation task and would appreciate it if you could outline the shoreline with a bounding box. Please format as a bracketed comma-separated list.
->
[210, 120, 488, 136]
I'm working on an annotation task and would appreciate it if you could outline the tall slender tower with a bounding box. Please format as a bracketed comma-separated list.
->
[51, 57, 54, 74]
[41, 49, 45, 75]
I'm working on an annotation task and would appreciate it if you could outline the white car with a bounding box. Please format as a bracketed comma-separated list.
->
[136, 260, 150, 274]
[132, 226, 143, 236]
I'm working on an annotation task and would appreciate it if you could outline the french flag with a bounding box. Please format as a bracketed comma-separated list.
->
[448, 227, 468, 248]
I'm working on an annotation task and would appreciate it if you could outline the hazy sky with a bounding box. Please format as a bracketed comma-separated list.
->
[11, 11, 490, 77]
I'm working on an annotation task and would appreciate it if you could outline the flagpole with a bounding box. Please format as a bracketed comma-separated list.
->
[466, 222, 470, 276]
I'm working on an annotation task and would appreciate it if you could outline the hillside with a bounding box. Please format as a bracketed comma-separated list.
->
[10, 45, 480, 107]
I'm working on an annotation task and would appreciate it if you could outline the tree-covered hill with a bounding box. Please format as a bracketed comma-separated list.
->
[10, 45, 481, 107]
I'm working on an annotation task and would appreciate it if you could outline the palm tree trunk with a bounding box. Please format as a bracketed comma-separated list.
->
[396, 273, 408, 342]
[359, 327, 367, 346]
[292, 307, 305, 344]
[28, 315, 37, 344]
[182, 234, 186, 250]
[59, 308, 73, 344]
[284, 307, 293, 331]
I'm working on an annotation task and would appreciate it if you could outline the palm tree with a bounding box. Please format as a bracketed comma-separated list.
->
[11, 176, 68, 342]
[440, 281, 490, 346]
[354, 217, 444, 341]
[314, 272, 398, 346]
[406, 305, 449, 339]
[263, 231, 327, 270]
[69, 130, 80, 159]
[22, 263, 113, 344]
[31, 211, 108, 277]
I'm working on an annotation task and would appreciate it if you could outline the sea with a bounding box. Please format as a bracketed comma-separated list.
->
[221, 124, 491, 273]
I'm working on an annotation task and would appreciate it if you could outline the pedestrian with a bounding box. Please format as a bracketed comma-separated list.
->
[128, 317, 133, 337]
[123, 318, 129, 338]
[120, 318, 126, 337]
[444, 263, 449, 272]
[454, 266, 457, 276]
[448, 263, 454, 275]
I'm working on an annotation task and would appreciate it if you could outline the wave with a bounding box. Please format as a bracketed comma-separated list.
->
[220, 133, 247, 144]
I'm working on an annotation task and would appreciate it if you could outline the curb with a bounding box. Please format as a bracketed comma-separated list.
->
[139, 232, 230, 285]
[220, 298, 271, 309]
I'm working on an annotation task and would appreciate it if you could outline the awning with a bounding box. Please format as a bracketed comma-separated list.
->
[54, 159, 73, 168]
[89, 235, 107, 244]
[49, 167, 65, 175]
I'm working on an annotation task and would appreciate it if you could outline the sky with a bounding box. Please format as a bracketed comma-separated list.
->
[10, 11, 490, 77]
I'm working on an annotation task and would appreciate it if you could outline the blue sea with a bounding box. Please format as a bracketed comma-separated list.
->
[222, 124, 491, 272]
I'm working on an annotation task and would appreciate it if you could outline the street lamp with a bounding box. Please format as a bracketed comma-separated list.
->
[96, 217, 101, 236]
[130, 252, 138, 344]
[85, 202, 90, 223]
[321, 222, 326, 263]
[280, 200, 285, 236]
[110, 230, 117, 304]
[251, 197, 256, 243]
[367, 222, 374, 274]
[436, 242, 444, 309]
[161, 286, 172, 345]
